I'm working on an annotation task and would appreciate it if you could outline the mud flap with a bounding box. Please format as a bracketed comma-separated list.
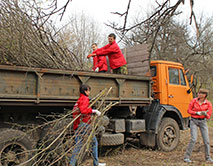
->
[139, 100, 163, 148]
[140, 131, 156, 147]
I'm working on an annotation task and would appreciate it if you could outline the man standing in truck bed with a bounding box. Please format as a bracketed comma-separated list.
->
[87, 33, 128, 75]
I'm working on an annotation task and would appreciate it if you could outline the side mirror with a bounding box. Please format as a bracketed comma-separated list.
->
[187, 89, 191, 94]
[187, 74, 195, 94]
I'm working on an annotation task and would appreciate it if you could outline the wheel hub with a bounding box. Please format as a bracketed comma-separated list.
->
[6, 151, 16, 162]
[163, 126, 176, 145]
[1, 143, 28, 165]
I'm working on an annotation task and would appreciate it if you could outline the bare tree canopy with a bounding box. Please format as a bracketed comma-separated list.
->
[107, 0, 197, 34]
[0, 0, 79, 69]
[0, 0, 105, 71]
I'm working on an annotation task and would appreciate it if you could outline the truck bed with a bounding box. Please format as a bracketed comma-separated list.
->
[0, 64, 151, 106]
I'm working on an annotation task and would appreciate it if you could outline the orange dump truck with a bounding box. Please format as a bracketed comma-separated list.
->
[0, 44, 193, 165]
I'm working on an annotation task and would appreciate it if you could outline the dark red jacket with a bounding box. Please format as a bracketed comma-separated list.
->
[94, 41, 126, 69]
[73, 93, 93, 130]
[92, 54, 108, 72]
[92, 56, 98, 71]
[95, 55, 108, 71]
[188, 98, 212, 119]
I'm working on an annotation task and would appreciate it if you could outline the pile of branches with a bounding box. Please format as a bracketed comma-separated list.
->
[0, 0, 82, 70]
[14, 87, 117, 166]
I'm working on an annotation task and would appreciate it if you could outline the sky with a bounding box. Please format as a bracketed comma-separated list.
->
[57, 0, 213, 28]
[63, 0, 144, 24]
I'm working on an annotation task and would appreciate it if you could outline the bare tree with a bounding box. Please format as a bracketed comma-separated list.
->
[0, 0, 80, 69]
[121, 9, 213, 96]
[0, 0, 107, 71]
[21, 0, 72, 22]
[105, 0, 200, 53]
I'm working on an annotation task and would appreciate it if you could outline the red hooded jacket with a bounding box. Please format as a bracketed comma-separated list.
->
[73, 93, 93, 130]
[94, 41, 126, 69]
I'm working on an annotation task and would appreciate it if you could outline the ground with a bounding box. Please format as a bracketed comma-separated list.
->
[82, 125, 213, 166]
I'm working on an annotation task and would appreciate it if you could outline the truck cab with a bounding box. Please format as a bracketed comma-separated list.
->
[150, 60, 193, 118]
[139, 60, 193, 152]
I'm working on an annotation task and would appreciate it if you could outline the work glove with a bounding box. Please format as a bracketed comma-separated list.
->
[200, 111, 208, 116]
[95, 67, 99, 72]
[196, 111, 202, 116]
[196, 111, 208, 116]
[92, 109, 101, 116]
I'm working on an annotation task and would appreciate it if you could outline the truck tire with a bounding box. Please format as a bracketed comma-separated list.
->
[156, 117, 180, 152]
[0, 129, 33, 166]
[100, 133, 124, 146]
[40, 118, 74, 150]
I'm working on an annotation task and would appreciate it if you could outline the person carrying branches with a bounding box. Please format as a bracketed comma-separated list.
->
[70, 84, 106, 166]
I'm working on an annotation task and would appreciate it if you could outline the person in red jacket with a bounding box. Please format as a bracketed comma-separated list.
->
[91, 43, 108, 73]
[88, 33, 128, 74]
[70, 84, 106, 166]
[92, 53, 98, 72]
[184, 89, 213, 163]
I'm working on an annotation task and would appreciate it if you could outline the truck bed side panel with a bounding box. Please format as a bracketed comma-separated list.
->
[0, 65, 151, 106]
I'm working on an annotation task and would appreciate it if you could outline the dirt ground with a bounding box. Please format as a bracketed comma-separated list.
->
[82, 127, 213, 166]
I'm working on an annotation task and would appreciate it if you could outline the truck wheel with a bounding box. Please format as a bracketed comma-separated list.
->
[156, 117, 180, 152]
[40, 118, 74, 150]
[100, 133, 124, 146]
[0, 129, 33, 166]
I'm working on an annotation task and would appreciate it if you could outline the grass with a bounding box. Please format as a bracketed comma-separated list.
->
[207, 120, 213, 127]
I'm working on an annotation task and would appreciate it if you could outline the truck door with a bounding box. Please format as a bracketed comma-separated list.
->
[167, 67, 191, 118]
